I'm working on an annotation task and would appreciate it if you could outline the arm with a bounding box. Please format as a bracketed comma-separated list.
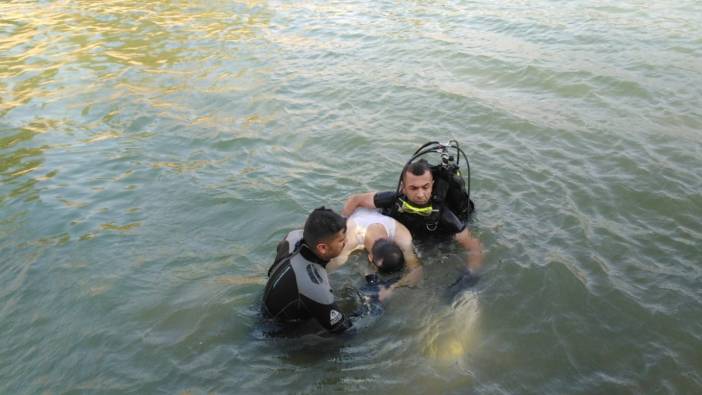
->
[341, 192, 376, 217]
[327, 220, 362, 273]
[379, 256, 423, 302]
[454, 227, 483, 272]
[390, 223, 422, 288]
[300, 295, 352, 334]
[378, 223, 423, 301]
[297, 265, 353, 334]
[326, 244, 353, 273]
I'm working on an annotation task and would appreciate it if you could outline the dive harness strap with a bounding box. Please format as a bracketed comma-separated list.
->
[395, 197, 441, 231]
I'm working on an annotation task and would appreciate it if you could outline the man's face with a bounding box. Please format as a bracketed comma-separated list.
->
[401, 170, 433, 206]
[317, 229, 347, 261]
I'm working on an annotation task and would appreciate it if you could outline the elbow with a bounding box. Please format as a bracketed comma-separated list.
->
[341, 196, 358, 217]
[342, 194, 368, 216]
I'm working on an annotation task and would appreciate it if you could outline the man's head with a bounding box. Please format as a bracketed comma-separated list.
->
[369, 238, 405, 274]
[401, 159, 434, 206]
[303, 207, 347, 261]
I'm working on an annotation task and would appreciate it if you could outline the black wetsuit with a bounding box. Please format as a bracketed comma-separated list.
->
[375, 192, 480, 298]
[373, 191, 465, 241]
[262, 230, 352, 334]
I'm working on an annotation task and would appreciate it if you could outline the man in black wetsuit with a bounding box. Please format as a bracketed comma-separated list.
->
[341, 159, 483, 298]
[262, 207, 352, 334]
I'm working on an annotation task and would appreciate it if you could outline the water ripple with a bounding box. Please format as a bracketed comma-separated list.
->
[2, 0, 702, 393]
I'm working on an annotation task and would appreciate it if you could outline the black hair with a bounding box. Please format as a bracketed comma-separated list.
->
[303, 207, 346, 247]
[371, 239, 405, 274]
[404, 159, 433, 180]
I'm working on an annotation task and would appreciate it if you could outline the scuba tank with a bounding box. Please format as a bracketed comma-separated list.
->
[395, 140, 475, 221]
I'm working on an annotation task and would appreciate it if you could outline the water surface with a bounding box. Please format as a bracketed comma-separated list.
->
[1, 0, 701, 393]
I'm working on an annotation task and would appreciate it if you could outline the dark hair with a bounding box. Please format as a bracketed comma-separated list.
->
[303, 207, 346, 247]
[371, 239, 405, 273]
[403, 159, 433, 180]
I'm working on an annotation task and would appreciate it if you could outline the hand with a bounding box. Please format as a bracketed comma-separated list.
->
[447, 268, 480, 294]
[378, 285, 393, 302]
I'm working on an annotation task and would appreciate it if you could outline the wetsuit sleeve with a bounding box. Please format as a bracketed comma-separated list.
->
[373, 191, 397, 209]
[440, 207, 466, 234]
[300, 295, 352, 333]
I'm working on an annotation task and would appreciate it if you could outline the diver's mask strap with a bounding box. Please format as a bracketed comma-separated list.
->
[398, 198, 436, 216]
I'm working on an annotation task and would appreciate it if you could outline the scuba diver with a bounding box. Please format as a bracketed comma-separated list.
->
[262, 207, 352, 334]
[341, 141, 484, 297]
[326, 207, 423, 301]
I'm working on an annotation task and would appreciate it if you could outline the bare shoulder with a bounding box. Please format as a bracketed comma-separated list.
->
[394, 220, 410, 237]
[393, 221, 413, 248]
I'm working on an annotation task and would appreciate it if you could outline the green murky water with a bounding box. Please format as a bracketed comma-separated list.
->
[2, 1, 701, 393]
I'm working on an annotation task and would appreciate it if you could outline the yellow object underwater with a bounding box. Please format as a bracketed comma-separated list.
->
[421, 291, 481, 362]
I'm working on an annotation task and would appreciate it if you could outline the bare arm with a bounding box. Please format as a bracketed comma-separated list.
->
[390, 223, 422, 288]
[378, 223, 423, 301]
[341, 192, 376, 217]
[327, 223, 360, 273]
[328, 238, 365, 273]
[454, 227, 483, 272]
[326, 249, 351, 273]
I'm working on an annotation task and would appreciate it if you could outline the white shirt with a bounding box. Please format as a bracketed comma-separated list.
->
[347, 208, 397, 246]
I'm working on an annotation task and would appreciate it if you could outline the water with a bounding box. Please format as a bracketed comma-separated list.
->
[1, 0, 701, 393]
